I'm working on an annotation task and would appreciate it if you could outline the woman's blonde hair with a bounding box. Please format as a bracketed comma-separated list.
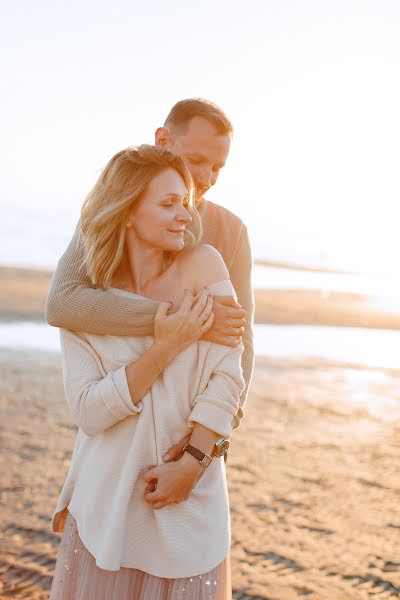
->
[80, 145, 201, 288]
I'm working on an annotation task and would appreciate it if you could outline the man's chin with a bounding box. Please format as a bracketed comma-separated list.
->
[194, 189, 209, 204]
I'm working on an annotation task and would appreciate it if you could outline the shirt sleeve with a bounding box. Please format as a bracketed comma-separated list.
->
[60, 329, 142, 437]
[228, 223, 255, 429]
[46, 221, 159, 336]
[188, 341, 245, 438]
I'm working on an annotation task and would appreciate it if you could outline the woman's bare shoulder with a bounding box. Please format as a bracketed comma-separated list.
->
[175, 244, 229, 293]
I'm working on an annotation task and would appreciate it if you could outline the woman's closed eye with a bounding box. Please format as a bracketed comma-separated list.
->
[187, 156, 203, 166]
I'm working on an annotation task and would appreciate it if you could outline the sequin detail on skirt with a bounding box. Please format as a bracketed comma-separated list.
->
[50, 511, 231, 599]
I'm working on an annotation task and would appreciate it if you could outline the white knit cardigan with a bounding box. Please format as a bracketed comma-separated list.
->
[52, 280, 245, 578]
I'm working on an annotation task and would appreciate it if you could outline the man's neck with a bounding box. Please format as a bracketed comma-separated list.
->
[195, 196, 207, 217]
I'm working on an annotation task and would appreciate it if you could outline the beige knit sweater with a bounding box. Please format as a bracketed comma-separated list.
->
[46, 199, 254, 428]
[52, 280, 245, 577]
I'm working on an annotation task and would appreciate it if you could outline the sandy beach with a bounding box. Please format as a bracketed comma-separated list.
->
[1, 266, 400, 599]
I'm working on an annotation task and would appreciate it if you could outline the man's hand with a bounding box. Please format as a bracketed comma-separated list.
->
[142, 453, 204, 510]
[162, 431, 192, 463]
[201, 295, 246, 347]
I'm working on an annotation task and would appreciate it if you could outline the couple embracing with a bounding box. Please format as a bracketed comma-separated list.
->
[48, 98, 254, 599]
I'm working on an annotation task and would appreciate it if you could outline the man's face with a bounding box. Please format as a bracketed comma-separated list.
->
[160, 117, 231, 201]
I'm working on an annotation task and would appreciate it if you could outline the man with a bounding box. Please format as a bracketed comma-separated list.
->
[46, 98, 254, 464]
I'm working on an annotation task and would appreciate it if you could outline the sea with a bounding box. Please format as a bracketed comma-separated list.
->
[1, 207, 400, 370]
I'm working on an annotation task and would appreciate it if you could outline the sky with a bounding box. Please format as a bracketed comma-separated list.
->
[2, 0, 400, 272]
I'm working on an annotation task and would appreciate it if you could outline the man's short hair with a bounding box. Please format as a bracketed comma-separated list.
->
[164, 98, 233, 136]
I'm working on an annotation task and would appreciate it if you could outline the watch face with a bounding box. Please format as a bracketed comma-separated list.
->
[215, 439, 230, 458]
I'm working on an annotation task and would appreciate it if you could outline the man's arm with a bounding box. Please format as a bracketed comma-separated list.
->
[46, 221, 159, 336]
[228, 223, 255, 429]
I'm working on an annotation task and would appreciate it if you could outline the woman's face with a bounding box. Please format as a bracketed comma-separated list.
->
[127, 168, 192, 252]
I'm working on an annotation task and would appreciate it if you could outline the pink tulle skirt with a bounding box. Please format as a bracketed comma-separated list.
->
[50, 511, 232, 599]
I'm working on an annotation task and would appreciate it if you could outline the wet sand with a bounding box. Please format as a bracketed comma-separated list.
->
[0, 349, 399, 599]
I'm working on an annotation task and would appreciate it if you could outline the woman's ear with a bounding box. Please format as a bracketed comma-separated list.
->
[155, 127, 171, 148]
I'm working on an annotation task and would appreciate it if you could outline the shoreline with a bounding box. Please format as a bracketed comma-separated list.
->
[2, 264, 400, 329]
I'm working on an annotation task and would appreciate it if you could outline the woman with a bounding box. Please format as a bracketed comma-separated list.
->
[50, 145, 244, 599]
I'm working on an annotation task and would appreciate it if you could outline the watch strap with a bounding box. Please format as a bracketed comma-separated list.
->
[184, 444, 212, 468]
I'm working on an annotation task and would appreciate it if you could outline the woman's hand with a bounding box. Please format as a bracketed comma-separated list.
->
[154, 289, 214, 354]
[125, 290, 214, 406]
[142, 453, 205, 510]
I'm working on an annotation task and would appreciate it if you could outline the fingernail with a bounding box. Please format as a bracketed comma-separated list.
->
[163, 453, 170, 461]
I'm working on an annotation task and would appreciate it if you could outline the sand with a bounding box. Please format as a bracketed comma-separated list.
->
[0, 268, 53, 322]
[1, 349, 399, 599]
[1, 265, 400, 599]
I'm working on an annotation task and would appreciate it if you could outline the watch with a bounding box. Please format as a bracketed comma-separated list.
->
[214, 437, 230, 458]
[183, 444, 212, 468]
